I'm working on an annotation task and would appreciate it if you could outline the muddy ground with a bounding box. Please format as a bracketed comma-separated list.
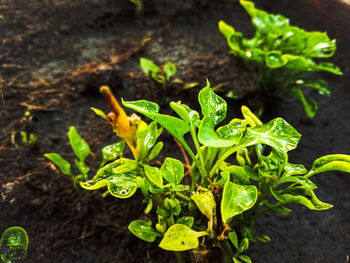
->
[0, 0, 349, 262]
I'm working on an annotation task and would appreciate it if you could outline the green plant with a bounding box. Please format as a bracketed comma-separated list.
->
[0, 227, 28, 263]
[46, 84, 350, 262]
[219, 0, 342, 118]
[45, 125, 125, 188]
[140, 57, 177, 96]
[129, 0, 143, 14]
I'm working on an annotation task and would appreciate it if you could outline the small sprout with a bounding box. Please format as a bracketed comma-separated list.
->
[0, 227, 28, 263]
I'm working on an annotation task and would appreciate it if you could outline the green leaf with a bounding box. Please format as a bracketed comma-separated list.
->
[239, 238, 249, 252]
[140, 57, 159, 75]
[101, 141, 125, 166]
[278, 176, 317, 190]
[123, 100, 190, 150]
[199, 80, 227, 126]
[144, 164, 163, 189]
[221, 181, 258, 223]
[136, 176, 149, 197]
[312, 62, 342, 75]
[266, 51, 288, 68]
[138, 121, 162, 162]
[176, 217, 194, 228]
[290, 88, 318, 118]
[74, 159, 90, 176]
[128, 220, 161, 242]
[146, 141, 163, 162]
[44, 153, 72, 176]
[164, 61, 176, 81]
[170, 101, 200, 127]
[282, 163, 307, 177]
[191, 187, 216, 220]
[306, 32, 336, 58]
[228, 230, 239, 250]
[81, 158, 140, 198]
[270, 186, 332, 210]
[238, 255, 252, 263]
[161, 158, 184, 185]
[159, 224, 208, 251]
[240, 118, 301, 152]
[0, 226, 28, 263]
[144, 199, 153, 214]
[308, 154, 350, 177]
[68, 126, 90, 162]
[218, 20, 235, 39]
[90, 107, 106, 119]
[295, 79, 330, 97]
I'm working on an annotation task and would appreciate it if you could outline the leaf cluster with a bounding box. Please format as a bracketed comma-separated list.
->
[219, 0, 342, 118]
[46, 82, 350, 262]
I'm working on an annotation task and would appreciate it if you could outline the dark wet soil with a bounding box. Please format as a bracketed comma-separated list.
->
[0, 0, 349, 262]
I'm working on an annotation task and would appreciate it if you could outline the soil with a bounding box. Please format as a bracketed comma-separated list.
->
[0, 0, 349, 262]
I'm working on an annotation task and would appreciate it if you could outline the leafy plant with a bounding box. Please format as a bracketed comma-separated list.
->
[45, 124, 125, 188]
[129, 0, 143, 14]
[218, 0, 342, 118]
[0, 227, 28, 263]
[140, 57, 198, 101]
[47, 84, 350, 262]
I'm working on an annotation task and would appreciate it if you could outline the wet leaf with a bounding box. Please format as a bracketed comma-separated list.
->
[81, 158, 140, 198]
[221, 181, 258, 223]
[308, 154, 350, 177]
[140, 57, 159, 76]
[191, 188, 216, 220]
[161, 158, 184, 185]
[240, 118, 301, 152]
[159, 224, 207, 251]
[90, 107, 106, 119]
[101, 141, 125, 166]
[144, 164, 163, 189]
[128, 220, 161, 242]
[0, 227, 28, 263]
[290, 88, 318, 118]
[176, 217, 194, 228]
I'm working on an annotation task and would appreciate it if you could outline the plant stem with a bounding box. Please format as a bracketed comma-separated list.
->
[175, 251, 185, 263]
[176, 192, 191, 202]
[209, 145, 241, 178]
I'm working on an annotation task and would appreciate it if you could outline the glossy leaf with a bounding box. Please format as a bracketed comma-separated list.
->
[144, 164, 163, 189]
[228, 230, 239, 250]
[306, 32, 336, 58]
[159, 224, 207, 251]
[198, 81, 227, 126]
[240, 118, 301, 152]
[81, 158, 140, 198]
[266, 51, 288, 68]
[44, 153, 71, 176]
[101, 141, 125, 166]
[138, 121, 162, 162]
[270, 186, 332, 210]
[147, 141, 163, 162]
[191, 187, 216, 220]
[140, 57, 159, 75]
[128, 220, 161, 242]
[295, 79, 330, 97]
[164, 61, 176, 81]
[74, 159, 89, 176]
[68, 126, 90, 162]
[176, 217, 194, 228]
[161, 158, 184, 185]
[221, 181, 258, 223]
[170, 101, 200, 127]
[0, 227, 28, 263]
[144, 199, 153, 214]
[278, 176, 317, 190]
[290, 88, 318, 118]
[239, 255, 252, 263]
[308, 154, 350, 177]
[123, 100, 190, 148]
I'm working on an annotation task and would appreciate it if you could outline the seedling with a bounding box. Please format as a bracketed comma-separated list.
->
[0, 227, 28, 263]
[47, 84, 350, 262]
[219, 0, 342, 118]
[45, 124, 125, 188]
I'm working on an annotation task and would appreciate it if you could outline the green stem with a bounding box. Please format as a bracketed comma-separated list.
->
[175, 251, 185, 263]
[209, 145, 241, 178]
[176, 192, 192, 202]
